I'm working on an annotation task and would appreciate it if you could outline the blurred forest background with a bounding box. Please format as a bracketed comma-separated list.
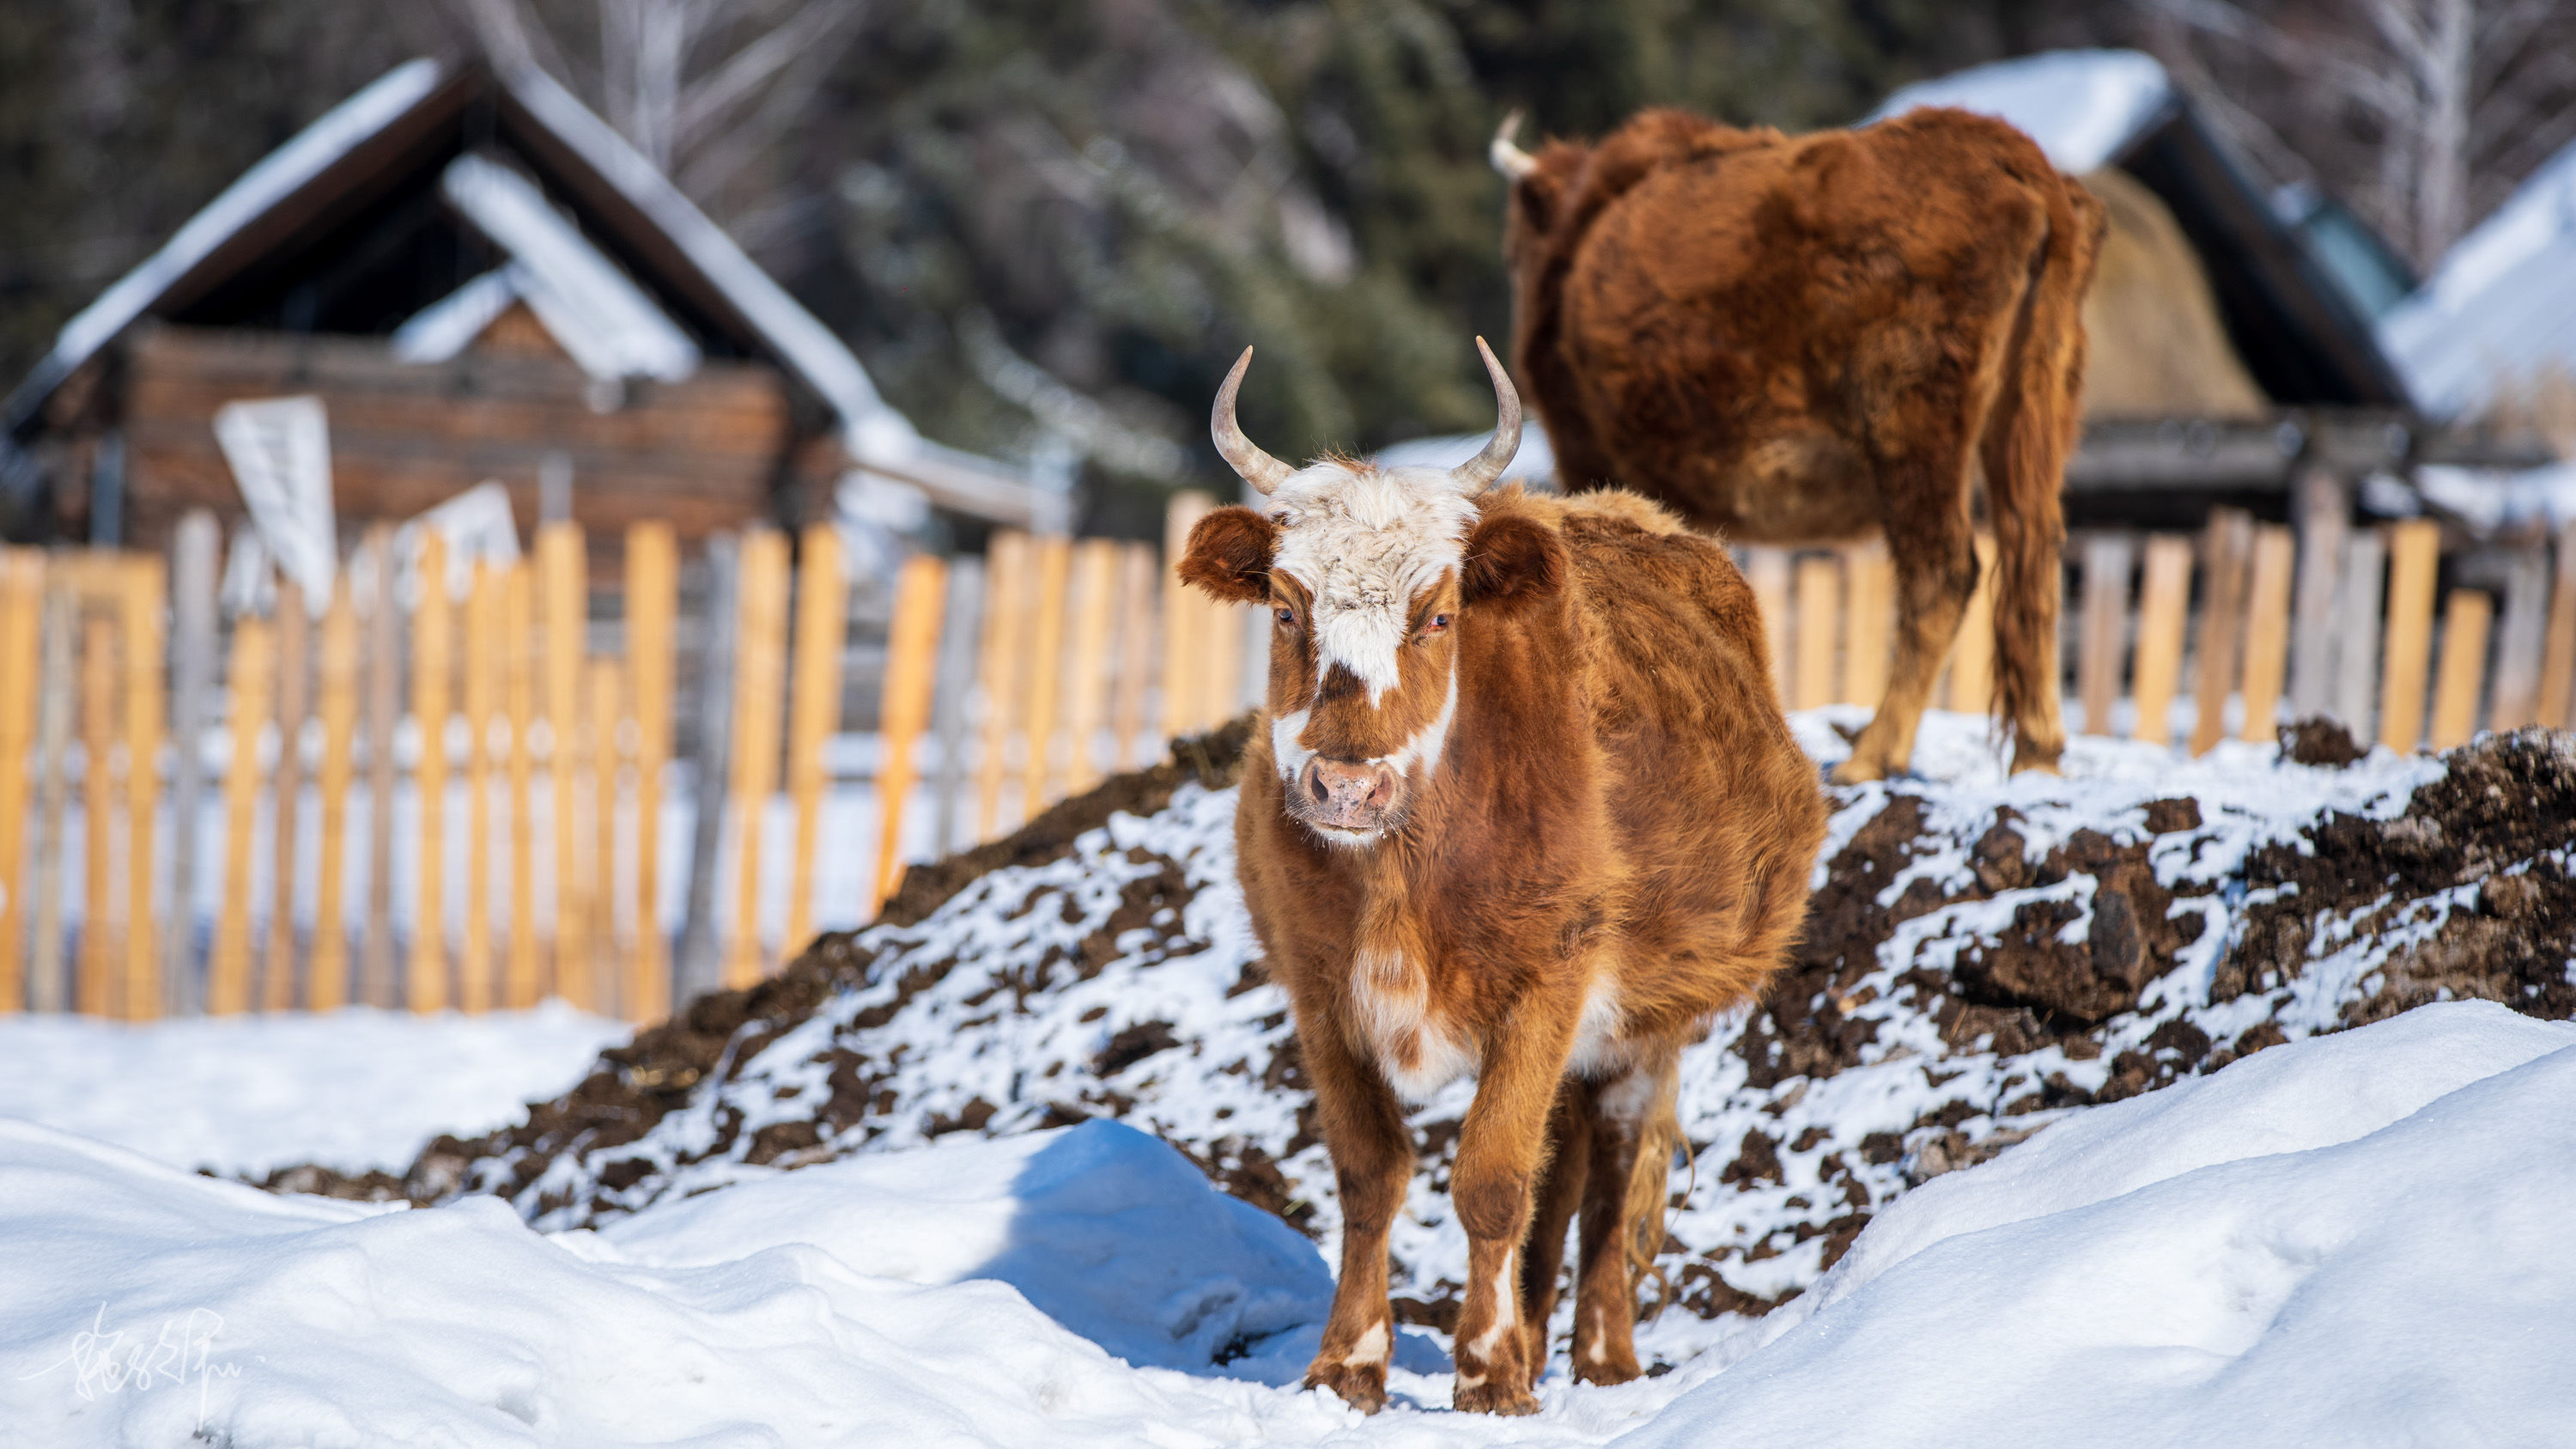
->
[4, 0, 2572, 532]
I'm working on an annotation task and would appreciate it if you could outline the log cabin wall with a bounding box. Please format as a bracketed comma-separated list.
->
[116, 322, 802, 558]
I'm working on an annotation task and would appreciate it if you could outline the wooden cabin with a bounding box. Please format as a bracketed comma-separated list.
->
[0, 59, 1063, 559]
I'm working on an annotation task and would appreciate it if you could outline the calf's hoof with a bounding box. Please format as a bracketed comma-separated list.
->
[1573, 1351, 1642, 1386]
[1830, 752, 1891, 785]
[1304, 1361, 1388, 1415]
[1455, 1376, 1541, 1416]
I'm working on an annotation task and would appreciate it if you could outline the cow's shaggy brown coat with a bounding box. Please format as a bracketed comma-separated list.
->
[1183, 356, 1824, 1411]
[1496, 106, 2105, 781]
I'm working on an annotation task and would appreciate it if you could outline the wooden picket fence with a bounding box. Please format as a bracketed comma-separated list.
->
[9, 493, 2573, 1023]
[1744, 511, 2576, 751]
[0, 491, 1254, 1022]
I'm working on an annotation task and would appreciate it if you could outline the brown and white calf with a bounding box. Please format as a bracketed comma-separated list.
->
[1180, 341, 1826, 1414]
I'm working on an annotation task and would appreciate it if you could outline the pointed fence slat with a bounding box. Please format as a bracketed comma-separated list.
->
[2379, 520, 2441, 752]
[2190, 508, 2254, 755]
[2540, 521, 2576, 731]
[975, 531, 1030, 840]
[2076, 533, 2133, 733]
[783, 524, 848, 964]
[30, 585, 74, 1014]
[1021, 535, 1072, 819]
[929, 555, 985, 859]
[311, 581, 358, 1013]
[2287, 468, 2348, 718]
[624, 524, 676, 1022]
[1063, 540, 1119, 797]
[2238, 526, 2295, 744]
[501, 564, 540, 1009]
[209, 618, 271, 1016]
[264, 579, 307, 1012]
[1792, 555, 1838, 713]
[122, 558, 164, 1020]
[460, 563, 501, 1014]
[1162, 493, 1213, 740]
[588, 658, 623, 1008]
[1112, 543, 1156, 773]
[2428, 589, 2492, 751]
[538, 521, 589, 1007]
[0, 551, 42, 1013]
[2129, 535, 2193, 748]
[79, 614, 119, 1018]
[2488, 545, 2550, 731]
[722, 527, 790, 989]
[873, 555, 948, 915]
[409, 533, 450, 1014]
[361, 526, 400, 1008]
[165, 514, 219, 1013]
[2332, 529, 2388, 740]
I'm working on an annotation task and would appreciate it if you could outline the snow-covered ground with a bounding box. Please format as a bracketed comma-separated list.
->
[3, 1002, 2570, 1446]
[2, 709, 2570, 1445]
[0, 1002, 626, 1175]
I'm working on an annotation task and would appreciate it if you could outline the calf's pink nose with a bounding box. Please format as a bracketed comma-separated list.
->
[1300, 757, 1398, 829]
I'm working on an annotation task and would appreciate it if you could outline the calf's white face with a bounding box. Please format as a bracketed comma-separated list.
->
[1267, 463, 1478, 707]
[1178, 340, 1550, 846]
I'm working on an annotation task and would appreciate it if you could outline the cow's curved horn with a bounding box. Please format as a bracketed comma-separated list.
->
[1449, 337, 1522, 492]
[1490, 110, 1539, 181]
[1211, 346, 1294, 496]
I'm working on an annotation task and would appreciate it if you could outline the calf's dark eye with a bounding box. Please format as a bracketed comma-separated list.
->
[1274, 606, 1297, 627]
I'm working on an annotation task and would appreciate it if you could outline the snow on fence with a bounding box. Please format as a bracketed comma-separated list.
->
[0, 493, 1254, 1023]
[1746, 511, 2576, 749]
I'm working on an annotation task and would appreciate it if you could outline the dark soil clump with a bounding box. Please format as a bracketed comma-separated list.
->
[2281, 716, 2369, 767]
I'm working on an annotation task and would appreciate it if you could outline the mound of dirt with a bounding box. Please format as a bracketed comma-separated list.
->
[258, 719, 2576, 1355]
[256, 717, 1254, 1207]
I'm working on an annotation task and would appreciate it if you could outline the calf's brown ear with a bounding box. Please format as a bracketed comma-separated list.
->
[1177, 506, 1279, 603]
[1461, 509, 1565, 615]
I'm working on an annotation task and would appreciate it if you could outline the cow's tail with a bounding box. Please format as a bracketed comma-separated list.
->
[1623, 1051, 1685, 1320]
[1984, 174, 2104, 770]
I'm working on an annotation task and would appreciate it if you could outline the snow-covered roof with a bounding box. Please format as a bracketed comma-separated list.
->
[2377, 137, 2576, 419]
[392, 155, 701, 382]
[3, 59, 445, 429]
[1868, 49, 2175, 174]
[489, 64, 927, 468]
[5, 58, 1066, 530]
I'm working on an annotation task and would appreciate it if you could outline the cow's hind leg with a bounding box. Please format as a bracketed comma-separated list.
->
[1515, 1081, 1591, 1388]
[1833, 511, 1978, 783]
[1450, 1005, 1577, 1415]
[1298, 1026, 1413, 1413]
[1570, 1045, 1681, 1384]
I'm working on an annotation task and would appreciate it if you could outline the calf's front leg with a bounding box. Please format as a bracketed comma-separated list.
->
[1449, 1003, 1577, 1415]
[1297, 1016, 1412, 1412]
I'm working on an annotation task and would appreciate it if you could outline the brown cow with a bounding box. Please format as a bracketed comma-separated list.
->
[1492, 106, 2105, 782]
[1180, 340, 1825, 1414]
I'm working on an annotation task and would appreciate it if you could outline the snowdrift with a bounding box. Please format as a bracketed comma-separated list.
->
[9, 1003, 2573, 1444]
[0, 1001, 626, 1176]
[270, 712, 2573, 1369]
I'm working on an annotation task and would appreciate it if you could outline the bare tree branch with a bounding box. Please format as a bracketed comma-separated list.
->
[671, 2, 858, 154]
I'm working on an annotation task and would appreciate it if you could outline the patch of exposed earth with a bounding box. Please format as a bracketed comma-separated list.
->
[261, 712, 2576, 1363]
